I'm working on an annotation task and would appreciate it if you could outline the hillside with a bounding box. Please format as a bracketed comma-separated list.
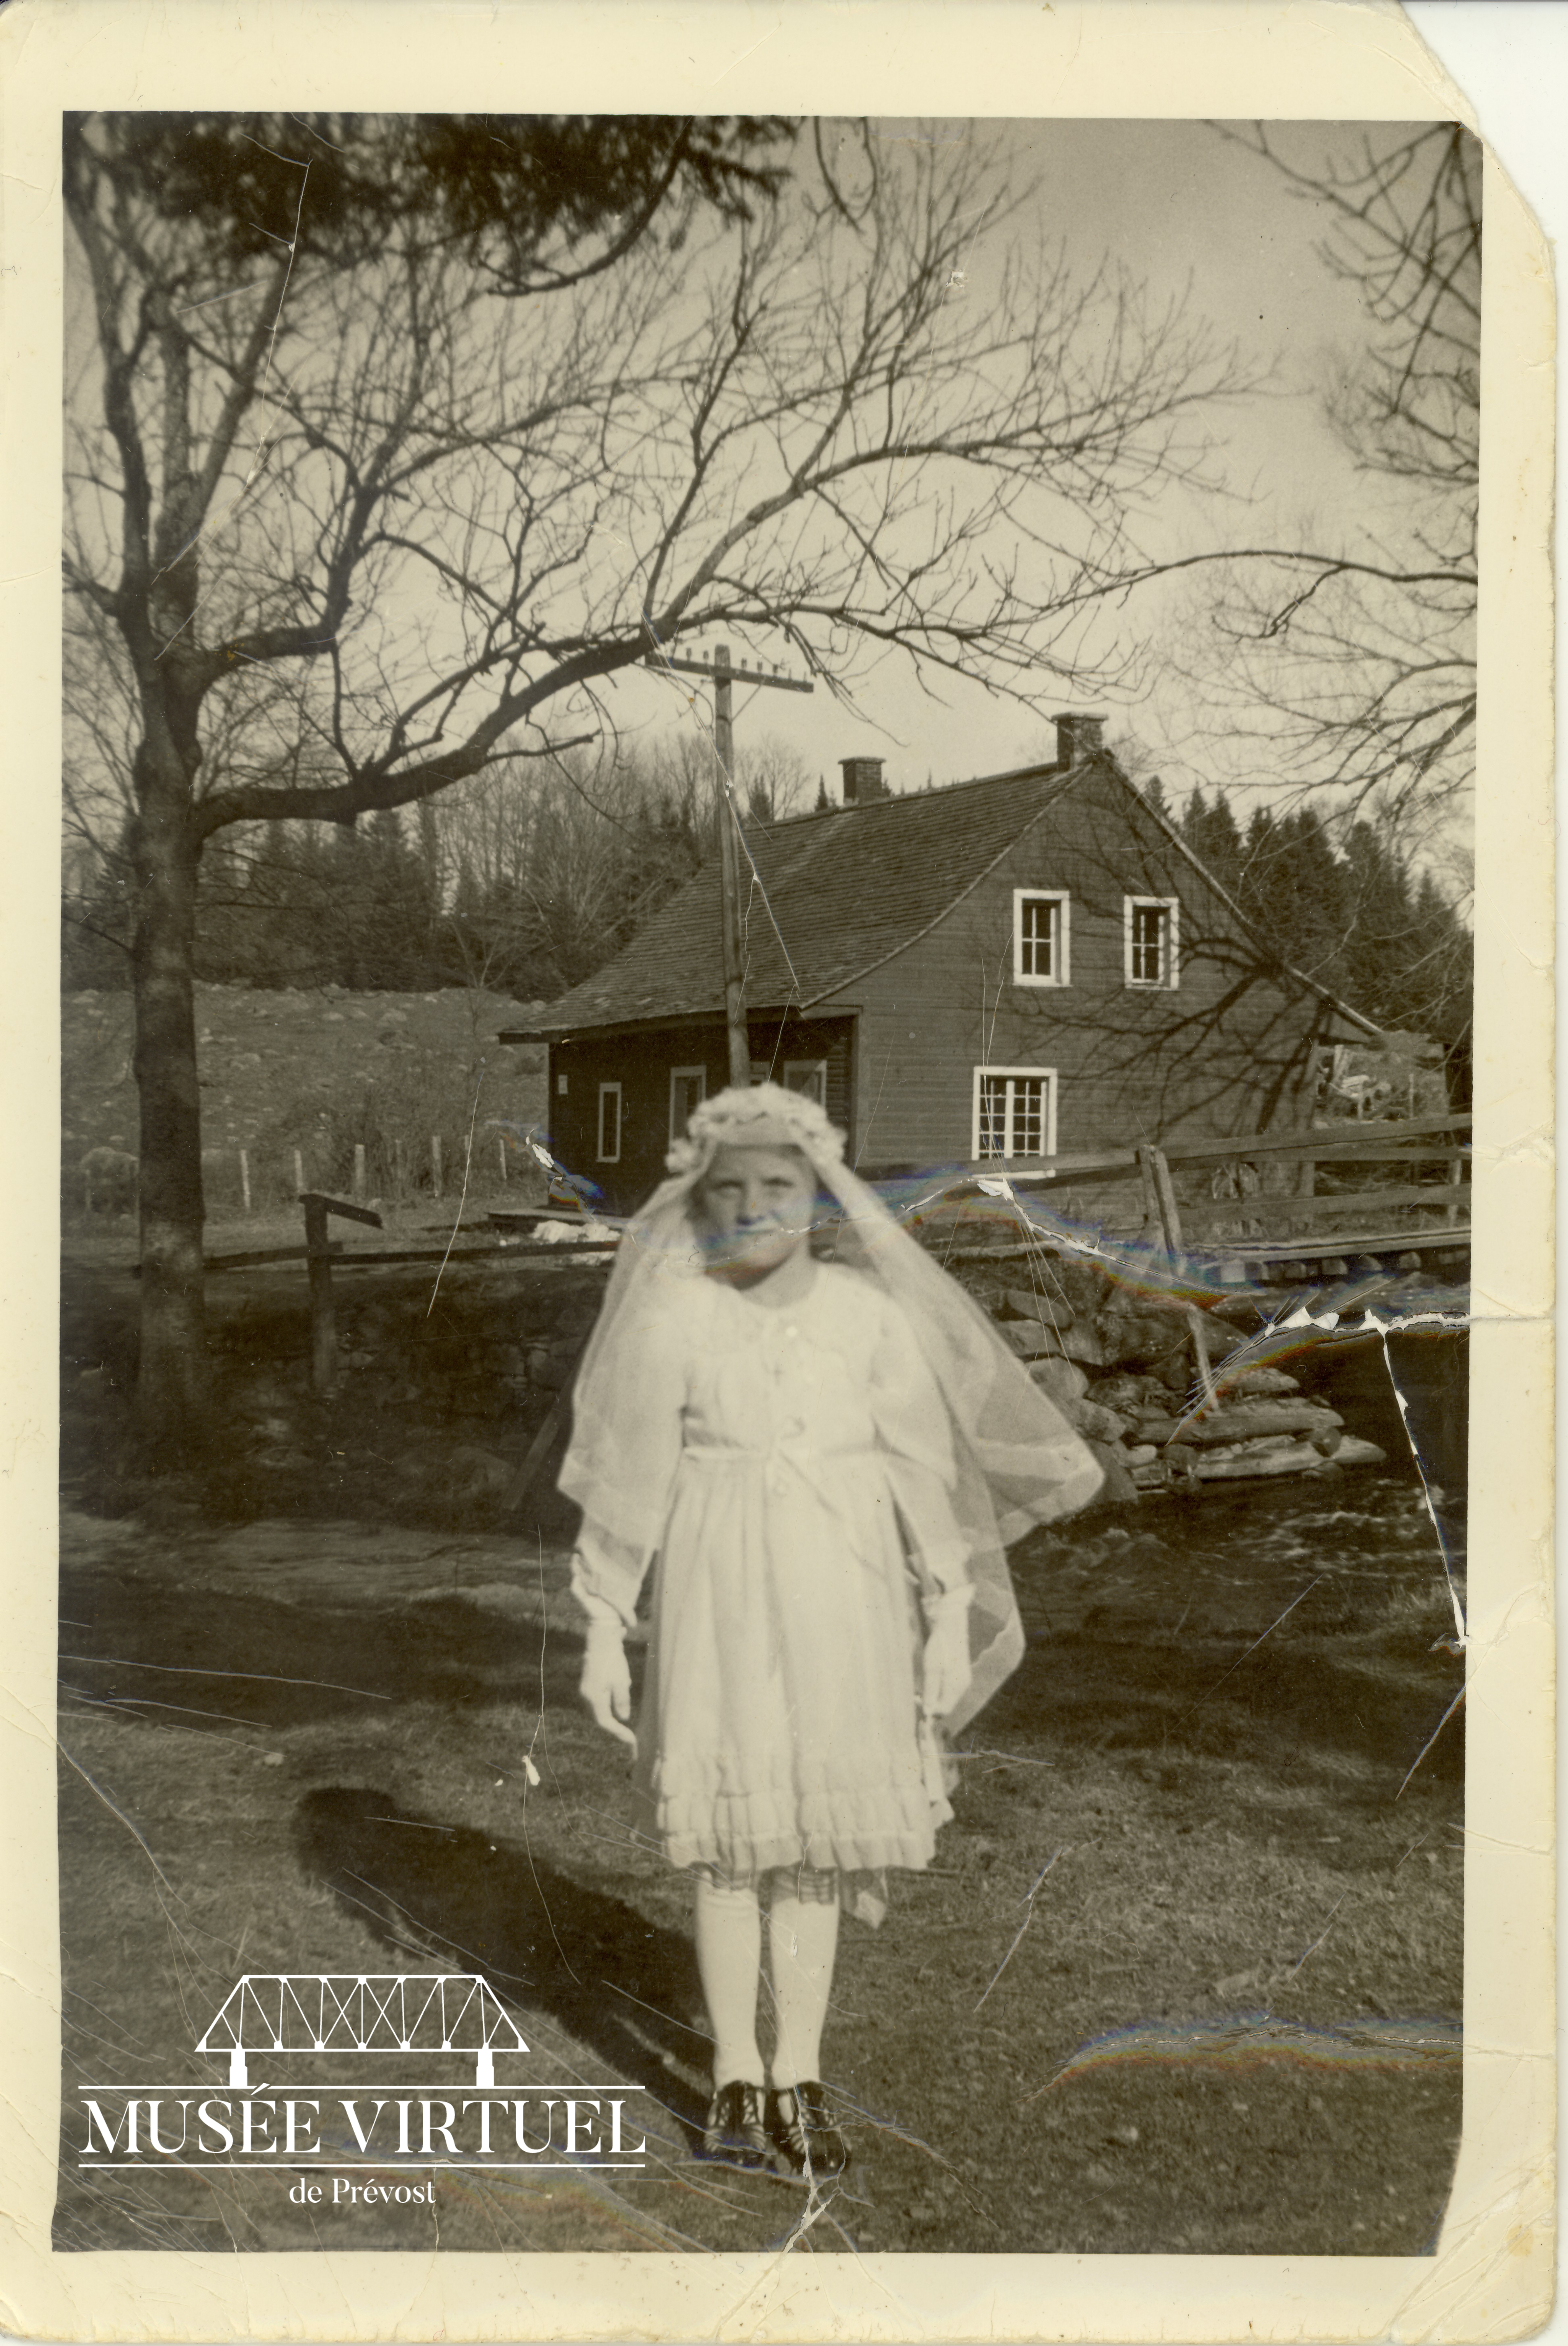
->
[63, 984, 549, 1214]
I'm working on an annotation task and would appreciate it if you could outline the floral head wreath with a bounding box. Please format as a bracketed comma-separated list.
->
[665, 1080, 847, 1177]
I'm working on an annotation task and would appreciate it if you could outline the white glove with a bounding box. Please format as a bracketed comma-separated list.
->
[578, 1606, 636, 1747]
[921, 1587, 974, 1719]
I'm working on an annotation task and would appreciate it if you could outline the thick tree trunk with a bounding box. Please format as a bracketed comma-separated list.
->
[129, 757, 207, 1447]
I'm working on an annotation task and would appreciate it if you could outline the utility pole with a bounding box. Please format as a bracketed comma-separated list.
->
[646, 639, 814, 1089]
[713, 653, 748, 1087]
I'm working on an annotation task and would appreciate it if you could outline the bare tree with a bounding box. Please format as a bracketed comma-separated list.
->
[739, 734, 813, 824]
[1159, 124, 1479, 847]
[65, 112, 1243, 1442]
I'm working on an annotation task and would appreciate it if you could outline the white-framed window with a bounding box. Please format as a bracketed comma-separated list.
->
[1124, 896, 1180, 988]
[1013, 889, 1070, 987]
[669, 1065, 706, 1143]
[556, 1072, 569, 1096]
[597, 1081, 622, 1162]
[972, 1066, 1057, 1160]
[783, 1059, 827, 1106]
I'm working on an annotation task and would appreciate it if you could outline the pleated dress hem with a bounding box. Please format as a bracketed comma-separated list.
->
[643, 1783, 948, 1878]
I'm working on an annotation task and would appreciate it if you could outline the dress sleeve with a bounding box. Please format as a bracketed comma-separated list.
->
[571, 1527, 656, 1632]
[559, 1281, 692, 1618]
[868, 1294, 972, 1595]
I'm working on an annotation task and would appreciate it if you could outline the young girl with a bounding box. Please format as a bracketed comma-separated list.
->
[561, 1083, 1102, 2179]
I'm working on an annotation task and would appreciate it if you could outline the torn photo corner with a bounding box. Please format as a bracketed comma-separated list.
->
[1, 0, 1553, 2339]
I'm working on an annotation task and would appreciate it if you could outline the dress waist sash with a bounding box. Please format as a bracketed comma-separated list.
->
[678, 1435, 881, 1535]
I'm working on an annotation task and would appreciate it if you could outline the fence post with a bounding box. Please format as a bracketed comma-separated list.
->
[299, 1190, 384, 1395]
[293, 1148, 305, 1197]
[1139, 1145, 1186, 1252]
[1136, 1150, 1161, 1236]
[1140, 1145, 1216, 1408]
[353, 1144, 367, 1205]
[431, 1135, 443, 1196]
[1446, 1150, 1464, 1226]
[303, 1194, 336, 1396]
[499, 1136, 507, 1184]
[239, 1150, 251, 1214]
[393, 1137, 406, 1198]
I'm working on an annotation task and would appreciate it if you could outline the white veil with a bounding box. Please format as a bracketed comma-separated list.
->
[559, 1083, 1104, 1736]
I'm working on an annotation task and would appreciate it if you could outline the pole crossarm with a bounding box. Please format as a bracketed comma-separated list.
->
[644, 647, 815, 693]
[644, 639, 815, 1087]
[196, 1973, 528, 2088]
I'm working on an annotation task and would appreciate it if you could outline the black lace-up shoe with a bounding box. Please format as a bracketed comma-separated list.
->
[765, 2081, 850, 2179]
[700, 2080, 770, 2167]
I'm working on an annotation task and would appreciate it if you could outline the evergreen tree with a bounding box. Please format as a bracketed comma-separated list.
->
[325, 825, 372, 988]
[1180, 786, 1245, 897]
[358, 808, 435, 986]
[1179, 782, 1470, 1068]
[1236, 807, 1280, 939]
[1337, 821, 1419, 1027]
[1275, 809, 1350, 984]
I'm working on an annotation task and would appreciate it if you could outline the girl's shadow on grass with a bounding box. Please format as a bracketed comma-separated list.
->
[293, 1786, 710, 2135]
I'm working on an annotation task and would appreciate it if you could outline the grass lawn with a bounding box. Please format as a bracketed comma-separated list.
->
[55, 1472, 1462, 2256]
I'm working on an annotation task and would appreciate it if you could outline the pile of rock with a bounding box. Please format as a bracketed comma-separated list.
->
[984, 1278, 1384, 1502]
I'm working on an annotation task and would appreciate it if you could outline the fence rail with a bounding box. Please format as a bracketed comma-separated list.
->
[950, 1111, 1469, 1188]
[930, 1112, 1471, 1271]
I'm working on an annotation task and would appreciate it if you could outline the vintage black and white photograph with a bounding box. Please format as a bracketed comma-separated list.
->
[41, 62, 1502, 2295]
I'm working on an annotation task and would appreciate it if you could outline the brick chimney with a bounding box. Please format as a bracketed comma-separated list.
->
[839, 756, 888, 803]
[1053, 712, 1106, 765]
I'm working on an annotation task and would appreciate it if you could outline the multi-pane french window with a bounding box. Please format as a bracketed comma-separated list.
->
[973, 1066, 1057, 1160]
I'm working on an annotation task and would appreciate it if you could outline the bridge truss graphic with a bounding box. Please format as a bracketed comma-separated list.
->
[196, 1974, 527, 2087]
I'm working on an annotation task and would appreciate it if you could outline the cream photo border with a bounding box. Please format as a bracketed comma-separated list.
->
[0, 3, 1552, 2337]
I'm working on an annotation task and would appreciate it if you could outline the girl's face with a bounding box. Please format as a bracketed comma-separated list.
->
[694, 1145, 817, 1280]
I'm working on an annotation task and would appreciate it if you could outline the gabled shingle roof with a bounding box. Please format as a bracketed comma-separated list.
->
[503, 762, 1081, 1037]
[501, 751, 1384, 1041]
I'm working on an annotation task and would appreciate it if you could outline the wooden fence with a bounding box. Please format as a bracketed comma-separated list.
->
[952, 1110, 1471, 1273]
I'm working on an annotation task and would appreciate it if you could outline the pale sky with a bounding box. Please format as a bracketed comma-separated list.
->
[603, 116, 1443, 808]
[63, 114, 1459, 834]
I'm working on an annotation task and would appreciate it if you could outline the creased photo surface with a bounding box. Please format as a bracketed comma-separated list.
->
[2, 5, 1552, 2340]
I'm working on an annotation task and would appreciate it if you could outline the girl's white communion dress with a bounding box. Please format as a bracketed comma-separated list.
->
[571, 1260, 975, 1880]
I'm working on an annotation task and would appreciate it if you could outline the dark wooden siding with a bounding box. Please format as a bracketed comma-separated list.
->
[548, 1015, 855, 1212]
[829, 766, 1362, 1172]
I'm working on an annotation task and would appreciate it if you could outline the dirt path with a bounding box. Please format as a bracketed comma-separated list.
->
[55, 1474, 1463, 2256]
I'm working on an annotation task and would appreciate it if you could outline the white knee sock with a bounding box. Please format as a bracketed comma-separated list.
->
[693, 1874, 765, 2089]
[766, 1880, 841, 2089]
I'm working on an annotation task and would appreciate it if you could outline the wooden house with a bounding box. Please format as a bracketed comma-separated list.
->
[500, 716, 1381, 1213]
